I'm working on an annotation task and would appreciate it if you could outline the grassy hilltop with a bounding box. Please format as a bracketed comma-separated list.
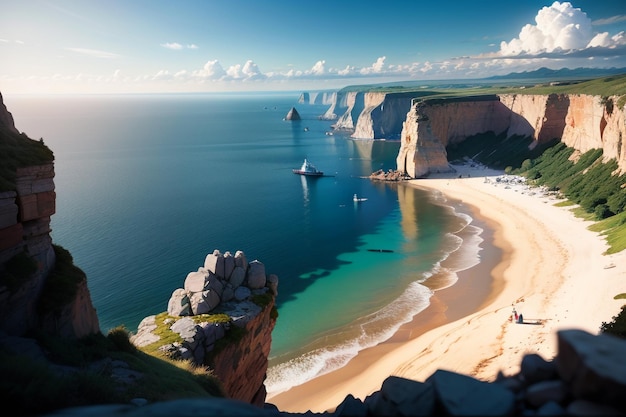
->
[340, 69, 626, 108]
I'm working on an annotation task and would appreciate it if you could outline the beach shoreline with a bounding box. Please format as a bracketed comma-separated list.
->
[267, 165, 626, 413]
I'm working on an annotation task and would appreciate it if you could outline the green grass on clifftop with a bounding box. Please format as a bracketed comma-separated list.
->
[0, 327, 225, 416]
[339, 73, 626, 107]
[0, 126, 54, 191]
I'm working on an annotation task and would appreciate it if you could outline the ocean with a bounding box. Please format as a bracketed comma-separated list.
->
[4, 92, 484, 395]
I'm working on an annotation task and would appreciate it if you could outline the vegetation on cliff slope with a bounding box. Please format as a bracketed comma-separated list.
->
[601, 305, 626, 339]
[520, 145, 626, 222]
[37, 245, 92, 314]
[447, 134, 626, 255]
[446, 132, 559, 170]
[0, 327, 225, 416]
[0, 125, 54, 191]
[449, 130, 626, 339]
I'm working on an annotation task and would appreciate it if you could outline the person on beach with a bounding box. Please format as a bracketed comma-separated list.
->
[512, 306, 518, 321]
[518, 313, 524, 324]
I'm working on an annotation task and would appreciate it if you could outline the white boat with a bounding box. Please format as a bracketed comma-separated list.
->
[353, 194, 368, 202]
[293, 159, 324, 176]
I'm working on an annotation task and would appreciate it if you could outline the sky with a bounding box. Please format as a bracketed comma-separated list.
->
[1, 0, 625, 94]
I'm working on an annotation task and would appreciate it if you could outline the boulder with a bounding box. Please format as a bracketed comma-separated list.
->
[223, 251, 235, 280]
[184, 270, 208, 293]
[230, 266, 246, 288]
[167, 288, 191, 316]
[234, 286, 251, 301]
[234, 250, 247, 269]
[247, 260, 266, 289]
[189, 290, 221, 315]
[204, 249, 225, 278]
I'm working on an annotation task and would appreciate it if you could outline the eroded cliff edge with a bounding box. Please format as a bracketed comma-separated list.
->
[398, 93, 625, 178]
[322, 91, 625, 178]
[0, 92, 100, 338]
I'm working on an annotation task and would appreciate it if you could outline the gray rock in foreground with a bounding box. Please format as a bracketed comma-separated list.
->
[43, 329, 626, 416]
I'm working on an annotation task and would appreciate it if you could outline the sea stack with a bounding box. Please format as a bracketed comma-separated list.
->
[284, 107, 301, 120]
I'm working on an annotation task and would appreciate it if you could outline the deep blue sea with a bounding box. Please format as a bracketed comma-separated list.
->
[4, 92, 483, 395]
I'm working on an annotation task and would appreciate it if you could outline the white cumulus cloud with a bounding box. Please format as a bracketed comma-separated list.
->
[498, 1, 626, 60]
[360, 57, 386, 75]
[193, 60, 227, 79]
[240, 60, 265, 80]
[500, 2, 594, 55]
[309, 60, 326, 75]
[224, 60, 266, 80]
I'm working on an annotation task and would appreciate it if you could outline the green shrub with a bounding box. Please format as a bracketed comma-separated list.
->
[0, 127, 54, 192]
[38, 245, 88, 315]
[600, 305, 626, 339]
[594, 204, 613, 220]
[107, 326, 138, 354]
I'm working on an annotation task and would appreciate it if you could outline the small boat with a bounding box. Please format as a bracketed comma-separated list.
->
[293, 159, 324, 176]
[353, 194, 368, 202]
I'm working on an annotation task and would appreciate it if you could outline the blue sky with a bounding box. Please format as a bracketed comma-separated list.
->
[1, 0, 625, 94]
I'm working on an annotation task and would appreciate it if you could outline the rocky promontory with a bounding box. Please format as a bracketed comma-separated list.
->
[132, 249, 279, 406]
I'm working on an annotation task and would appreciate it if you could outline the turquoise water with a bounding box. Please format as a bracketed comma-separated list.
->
[4, 92, 483, 394]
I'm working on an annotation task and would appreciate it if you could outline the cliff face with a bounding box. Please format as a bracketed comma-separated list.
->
[352, 92, 415, 139]
[332, 91, 363, 129]
[324, 89, 626, 177]
[298, 91, 335, 106]
[210, 298, 276, 405]
[0, 94, 100, 338]
[560, 94, 625, 164]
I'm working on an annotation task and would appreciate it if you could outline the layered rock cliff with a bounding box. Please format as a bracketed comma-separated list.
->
[318, 90, 626, 177]
[0, 93, 100, 338]
[401, 93, 626, 177]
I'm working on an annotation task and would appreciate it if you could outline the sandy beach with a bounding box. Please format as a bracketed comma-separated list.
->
[268, 164, 626, 413]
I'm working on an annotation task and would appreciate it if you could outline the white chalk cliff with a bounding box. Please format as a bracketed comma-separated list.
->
[320, 91, 626, 177]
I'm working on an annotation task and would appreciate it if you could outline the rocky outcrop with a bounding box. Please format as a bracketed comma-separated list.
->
[0, 92, 100, 338]
[397, 100, 455, 178]
[44, 329, 626, 416]
[0, 92, 18, 135]
[132, 249, 278, 406]
[369, 169, 409, 182]
[284, 107, 301, 121]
